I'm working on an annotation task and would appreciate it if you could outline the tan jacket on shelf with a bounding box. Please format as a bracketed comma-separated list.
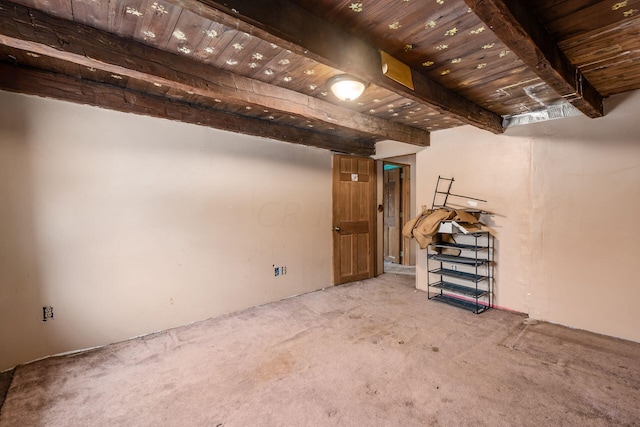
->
[402, 208, 484, 249]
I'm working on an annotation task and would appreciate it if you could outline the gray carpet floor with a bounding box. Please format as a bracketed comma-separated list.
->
[1, 274, 639, 426]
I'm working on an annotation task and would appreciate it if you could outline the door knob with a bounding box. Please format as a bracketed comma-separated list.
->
[333, 227, 341, 232]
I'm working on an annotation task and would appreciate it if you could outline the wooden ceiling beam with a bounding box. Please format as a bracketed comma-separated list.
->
[0, 63, 376, 156]
[170, 0, 504, 134]
[0, 1, 428, 147]
[464, 0, 604, 118]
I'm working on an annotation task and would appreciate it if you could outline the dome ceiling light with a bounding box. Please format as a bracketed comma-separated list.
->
[328, 74, 368, 101]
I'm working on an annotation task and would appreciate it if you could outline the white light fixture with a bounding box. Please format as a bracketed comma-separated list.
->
[328, 74, 368, 101]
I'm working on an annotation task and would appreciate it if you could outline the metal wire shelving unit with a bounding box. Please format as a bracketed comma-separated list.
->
[427, 231, 492, 314]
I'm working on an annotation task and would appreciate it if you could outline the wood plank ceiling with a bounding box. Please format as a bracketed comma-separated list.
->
[1, 0, 639, 156]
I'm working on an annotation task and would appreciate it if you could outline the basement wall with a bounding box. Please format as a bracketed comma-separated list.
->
[416, 90, 640, 343]
[0, 91, 333, 371]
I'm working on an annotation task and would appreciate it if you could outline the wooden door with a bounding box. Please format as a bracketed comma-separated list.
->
[332, 155, 376, 285]
[383, 167, 401, 263]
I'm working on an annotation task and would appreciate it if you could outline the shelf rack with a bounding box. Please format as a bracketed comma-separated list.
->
[427, 231, 493, 314]
[431, 176, 487, 211]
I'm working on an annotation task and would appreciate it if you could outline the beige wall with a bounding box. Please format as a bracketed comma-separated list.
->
[416, 90, 640, 343]
[3, 88, 638, 371]
[415, 125, 534, 314]
[0, 91, 333, 371]
[528, 92, 640, 342]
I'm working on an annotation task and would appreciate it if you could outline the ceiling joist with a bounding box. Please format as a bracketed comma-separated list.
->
[0, 1, 429, 148]
[464, 0, 604, 118]
[0, 63, 376, 156]
[170, 0, 505, 133]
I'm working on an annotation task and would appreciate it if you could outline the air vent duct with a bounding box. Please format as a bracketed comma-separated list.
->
[503, 102, 582, 128]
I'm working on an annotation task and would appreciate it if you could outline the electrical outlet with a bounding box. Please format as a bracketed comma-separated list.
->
[42, 306, 54, 322]
[273, 265, 287, 277]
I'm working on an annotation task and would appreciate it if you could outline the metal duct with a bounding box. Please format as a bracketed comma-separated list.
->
[503, 102, 582, 128]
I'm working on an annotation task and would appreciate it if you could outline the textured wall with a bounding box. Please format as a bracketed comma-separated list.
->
[527, 92, 640, 342]
[416, 90, 640, 343]
[0, 91, 333, 370]
[415, 125, 534, 314]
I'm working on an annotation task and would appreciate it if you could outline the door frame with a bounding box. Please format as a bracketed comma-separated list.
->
[382, 161, 412, 266]
[382, 164, 402, 263]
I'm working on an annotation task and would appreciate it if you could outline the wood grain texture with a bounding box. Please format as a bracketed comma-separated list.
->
[0, 0, 430, 146]
[465, 0, 604, 118]
[332, 155, 376, 285]
[169, 0, 504, 133]
[0, 63, 376, 156]
[383, 168, 401, 263]
[8, 0, 639, 136]
[532, 0, 640, 97]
